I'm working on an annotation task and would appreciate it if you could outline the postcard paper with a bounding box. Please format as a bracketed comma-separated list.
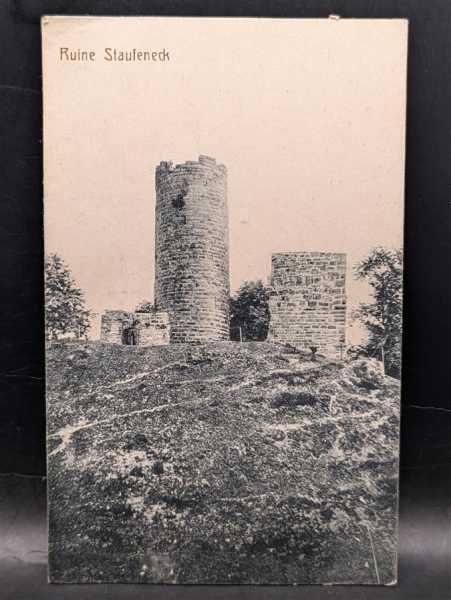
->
[43, 16, 407, 584]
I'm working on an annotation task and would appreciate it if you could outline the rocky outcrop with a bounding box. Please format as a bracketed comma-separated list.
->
[47, 341, 400, 584]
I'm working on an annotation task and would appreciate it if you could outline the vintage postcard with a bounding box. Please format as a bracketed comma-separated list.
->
[42, 16, 407, 584]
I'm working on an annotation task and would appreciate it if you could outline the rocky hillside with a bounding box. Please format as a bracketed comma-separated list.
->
[47, 341, 400, 584]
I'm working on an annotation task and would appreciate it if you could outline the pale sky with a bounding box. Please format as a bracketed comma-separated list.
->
[43, 17, 407, 342]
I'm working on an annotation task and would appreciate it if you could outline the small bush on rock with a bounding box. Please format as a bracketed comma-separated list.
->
[346, 359, 385, 391]
[271, 391, 319, 408]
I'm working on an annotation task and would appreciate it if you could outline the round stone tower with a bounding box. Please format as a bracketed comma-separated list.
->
[154, 155, 230, 343]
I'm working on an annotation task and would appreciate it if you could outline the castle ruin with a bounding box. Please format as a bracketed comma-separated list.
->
[154, 155, 230, 343]
[268, 252, 346, 358]
[101, 154, 230, 346]
[101, 156, 347, 357]
[100, 309, 170, 346]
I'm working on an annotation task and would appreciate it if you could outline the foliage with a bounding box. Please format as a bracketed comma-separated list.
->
[45, 253, 92, 340]
[270, 390, 323, 408]
[230, 280, 270, 341]
[354, 247, 403, 378]
[346, 358, 385, 391]
[135, 300, 154, 312]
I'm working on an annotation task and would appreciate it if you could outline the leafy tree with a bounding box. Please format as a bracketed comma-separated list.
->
[135, 300, 154, 312]
[45, 253, 92, 341]
[230, 280, 270, 342]
[354, 247, 403, 378]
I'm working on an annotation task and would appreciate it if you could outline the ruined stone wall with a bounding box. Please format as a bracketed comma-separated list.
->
[135, 311, 170, 346]
[100, 309, 170, 346]
[268, 252, 346, 358]
[101, 310, 134, 344]
[155, 155, 230, 343]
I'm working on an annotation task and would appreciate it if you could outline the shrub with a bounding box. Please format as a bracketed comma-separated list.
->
[348, 359, 385, 390]
[270, 390, 320, 408]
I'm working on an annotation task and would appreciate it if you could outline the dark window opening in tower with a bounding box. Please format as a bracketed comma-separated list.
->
[172, 192, 186, 209]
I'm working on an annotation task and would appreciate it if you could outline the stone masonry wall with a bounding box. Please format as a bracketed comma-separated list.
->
[135, 311, 170, 346]
[268, 252, 346, 358]
[155, 155, 230, 343]
[101, 310, 134, 344]
[100, 309, 170, 346]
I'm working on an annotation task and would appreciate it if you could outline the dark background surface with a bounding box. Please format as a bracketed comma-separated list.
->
[0, 0, 450, 598]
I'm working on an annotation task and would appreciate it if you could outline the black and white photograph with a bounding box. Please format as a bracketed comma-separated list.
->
[42, 16, 407, 584]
